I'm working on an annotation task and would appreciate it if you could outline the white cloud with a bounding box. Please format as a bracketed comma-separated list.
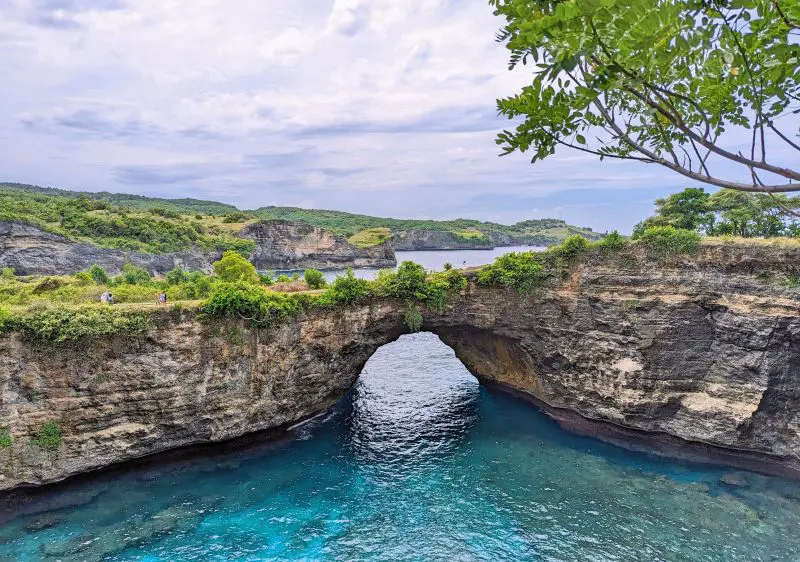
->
[5, 0, 791, 233]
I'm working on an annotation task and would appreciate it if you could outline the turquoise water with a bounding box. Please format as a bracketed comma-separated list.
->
[2, 333, 800, 561]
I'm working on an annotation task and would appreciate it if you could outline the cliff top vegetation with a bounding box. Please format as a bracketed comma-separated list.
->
[1, 183, 599, 250]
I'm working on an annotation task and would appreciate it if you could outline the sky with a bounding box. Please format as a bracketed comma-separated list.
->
[1, 0, 797, 234]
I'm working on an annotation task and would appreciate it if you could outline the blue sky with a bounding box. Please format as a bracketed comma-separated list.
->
[1, 1, 796, 233]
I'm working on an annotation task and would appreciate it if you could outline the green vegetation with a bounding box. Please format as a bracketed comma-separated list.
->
[259, 206, 599, 244]
[33, 422, 62, 451]
[635, 188, 799, 238]
[634, 226, 702, 257]
[303, 269, 326, 289]
[11, 306, 150, 343]
[213, 251, 260, 284]
[492, 0, 800, 194]
[1, 183, 599, 255]
[347, 227, 392, 248]
[0, 427, 11, 448]
[0, 182, 237, 215]
[0, 185, 254, 254]
[201, 282, 310, 327]
[477, 229, 697, 293]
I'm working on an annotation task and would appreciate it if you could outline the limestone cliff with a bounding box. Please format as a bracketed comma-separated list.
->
[0, 221, 217, 276]
[0, 243, 798, 491]
[0, 219, 397, 276]
[241, 220, 396, 271]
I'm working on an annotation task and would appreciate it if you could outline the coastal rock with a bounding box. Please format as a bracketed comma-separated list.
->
[0, 243, 799, 491]
[241, 220, 396, 271]
[0, 221, 216, 276]
[392, 230, 495, 250]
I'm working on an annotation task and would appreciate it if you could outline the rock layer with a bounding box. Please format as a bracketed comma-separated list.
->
[241, 220, 396, 271]
[0, 219, 397, 276]
[0, 243, 798, 491]
[0, 221, 216, 276]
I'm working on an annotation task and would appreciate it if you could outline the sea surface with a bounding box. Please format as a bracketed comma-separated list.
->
[2, 333, 800, 561]
[280, 245, 545, 281]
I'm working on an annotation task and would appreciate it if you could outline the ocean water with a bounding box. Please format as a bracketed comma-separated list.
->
[278, 246, 546, 281]
[2, 333, 800, 561]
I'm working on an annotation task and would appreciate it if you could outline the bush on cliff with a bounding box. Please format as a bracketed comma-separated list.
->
[202, 282, 308, 326]
[320, 269, 371, 305]
[13, 305, 150, 343]
[304, 269, 326, 289]
[634, 226, 701, 257]
[477, 251, 545, 293]
[34, 422, 61, 451]
[213, 251, 260, 284]
[0, 427, 11, 448]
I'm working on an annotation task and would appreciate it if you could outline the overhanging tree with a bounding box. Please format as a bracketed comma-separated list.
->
[491, 0, 800, 194]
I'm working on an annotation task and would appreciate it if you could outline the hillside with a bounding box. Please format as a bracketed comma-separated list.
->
[0, 183, 602, 253]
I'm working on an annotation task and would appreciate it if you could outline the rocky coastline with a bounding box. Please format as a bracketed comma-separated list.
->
[0, 243, 798, 492]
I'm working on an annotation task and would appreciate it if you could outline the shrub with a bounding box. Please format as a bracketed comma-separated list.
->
[393, 261, 428, 301]
[424, 268, 467, 310]
[546, 234, 590, 264]
[477, 252, 545, 292]
[34, 422, 61, 451]
[0, 306, 11, 332]
[32, 277, 69, 294]
[593, 230, 628, 252]
[150, 207, 181, 219]
[74, 271, 93, 285]
[0, 427, 10, 448]
[14, 305, 150, 343]
[635, 226, 701, 257]
[443, 262, 453, 270]
[213, 251, 259, 284]
[165, 267, 189, 285]
[322, 269, 370, 305]
[202, 282, 307, 326]
[404, 304, 423, 332]
[87, 265, 110, 284]
[119, 263, 152, 285]
[291, 272, 301, 281]
[304, 269, 327, 289]
[259, 272, 275, 286]
[222, 211, 253, 223]
[0, 267, 14, 281]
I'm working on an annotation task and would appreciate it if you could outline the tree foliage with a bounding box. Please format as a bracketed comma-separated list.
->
[636, 187, 800, 236]
[492, 0, 800, 193]
[213, 251, 260, 284]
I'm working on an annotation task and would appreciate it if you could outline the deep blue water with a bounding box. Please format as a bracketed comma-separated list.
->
[2, 333, 800, 561]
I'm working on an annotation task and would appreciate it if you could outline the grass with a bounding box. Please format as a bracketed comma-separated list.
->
[347, 228, 392, 248]
[703, 236, 800, 248]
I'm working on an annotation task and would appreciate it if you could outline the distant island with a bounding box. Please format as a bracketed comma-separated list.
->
[0, 182, 602, 275]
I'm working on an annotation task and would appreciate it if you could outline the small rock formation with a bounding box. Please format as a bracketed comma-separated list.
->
[241, 220, 395, 271]
[0, 221, 216, 276]
[720, 472, 750, 488]
[0, 242, 798, 491]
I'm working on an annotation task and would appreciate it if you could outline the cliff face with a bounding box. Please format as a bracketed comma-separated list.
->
[0, 221, 216, 276]
[241, 220, 396, 270]
[0, 220, 397, 276]
[0, 243, 798, 491]
[392, 230, 494, 250]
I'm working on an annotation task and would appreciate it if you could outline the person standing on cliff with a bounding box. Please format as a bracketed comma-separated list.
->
[159, 291, 167, 306]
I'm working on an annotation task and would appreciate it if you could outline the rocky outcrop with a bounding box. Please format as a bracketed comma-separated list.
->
[0, 220, 397, 276]
[0, 243, 798, 491]
[0, 221, 217, 276]
[391, 230, 495, 250]
[241, 220, 395, 271]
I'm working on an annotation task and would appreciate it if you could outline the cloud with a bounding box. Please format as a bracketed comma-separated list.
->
[2, 0, 796, 234]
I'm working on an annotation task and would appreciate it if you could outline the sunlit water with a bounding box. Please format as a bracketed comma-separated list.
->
[278, 246, 545, 281]
[3, 333, 800, 561]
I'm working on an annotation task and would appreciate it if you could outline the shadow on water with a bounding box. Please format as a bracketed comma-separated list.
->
[1, 332, 800, 561]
